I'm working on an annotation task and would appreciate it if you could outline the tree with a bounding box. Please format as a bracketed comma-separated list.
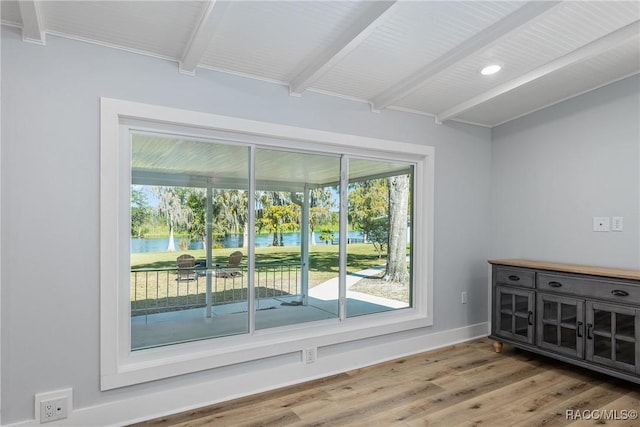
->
[348, 175, 410, 284]
[186, 189, 207, 249]
[258, 204, 300, 246]
[257, 191, 299, 246]
[291, 188, 334, 246]
[130, 187, 151, 238]
[309, 188, 334, 246]
[385, 175, 410, 284]
[348, 179, 388, 243]
[180, 188, 249, 250]
[221, 190, 248, 248]
[319, 229, 334, 245]
[368, 217, 388, 258]
[154, 186, 191, 252]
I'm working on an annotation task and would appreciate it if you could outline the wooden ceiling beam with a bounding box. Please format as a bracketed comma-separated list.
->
[18, 0, 45, 45]
[288, 1, 397, 96]
[179, 0, 230, 75]
[370, 1, 561, 112]
[436, 21, 640, 124]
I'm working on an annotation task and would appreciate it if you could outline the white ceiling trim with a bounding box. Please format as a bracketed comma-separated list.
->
[18, 0, 45, 45]
[179, 0, 229, 75]
[46, 29, 178, 64]
[436, 20, 640, 124]
[490, 71, 640, 128]
[369, 1, 561, 112]
[288, 0, 397, 96]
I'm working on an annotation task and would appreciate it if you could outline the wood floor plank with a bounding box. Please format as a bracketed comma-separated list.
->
[130, 374, 348, 426]
[344, 341, 502, 383]
[441, 374, 598, 427]
[510, 379, 633, 427]
[406, 369, 581, 426]
[291, 379, 444, 427]
[363, 356, 548, 425]
[131, 339, 639, 427]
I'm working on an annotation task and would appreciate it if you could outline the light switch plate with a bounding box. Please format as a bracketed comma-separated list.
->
[612, 216, 623, 232]
[593, 217, 610, 232]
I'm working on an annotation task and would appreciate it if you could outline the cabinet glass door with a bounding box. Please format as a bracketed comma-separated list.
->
[586, 302, 639, 374]
[495, 286, 534, 344]
[537, 293, 584, 358]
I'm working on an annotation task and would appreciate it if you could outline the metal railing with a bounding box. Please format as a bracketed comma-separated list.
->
[130, 263, 301, 316]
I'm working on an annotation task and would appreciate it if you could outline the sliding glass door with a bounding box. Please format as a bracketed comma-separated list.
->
[129, 133, 414, 350]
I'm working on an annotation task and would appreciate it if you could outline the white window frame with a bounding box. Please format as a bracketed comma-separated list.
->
[100, 97, 434, 390]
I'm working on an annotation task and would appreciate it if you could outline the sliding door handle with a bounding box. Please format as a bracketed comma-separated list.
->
[577, 321, 583, 338]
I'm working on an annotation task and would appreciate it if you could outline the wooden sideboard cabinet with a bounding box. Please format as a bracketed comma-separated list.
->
[489, 259, 640, 384]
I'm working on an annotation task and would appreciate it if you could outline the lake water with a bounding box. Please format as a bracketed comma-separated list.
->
[131, 231, 363, 253]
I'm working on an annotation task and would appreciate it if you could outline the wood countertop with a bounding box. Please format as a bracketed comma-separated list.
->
[488, 259, 640, 281]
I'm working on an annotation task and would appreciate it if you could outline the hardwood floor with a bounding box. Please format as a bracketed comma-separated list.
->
[131, 338, 639, 427]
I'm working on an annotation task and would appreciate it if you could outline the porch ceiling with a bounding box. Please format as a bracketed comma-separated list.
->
[131, 133, 412, 191]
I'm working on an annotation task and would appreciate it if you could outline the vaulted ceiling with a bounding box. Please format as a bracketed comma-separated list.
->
[3, 1, 639, 127]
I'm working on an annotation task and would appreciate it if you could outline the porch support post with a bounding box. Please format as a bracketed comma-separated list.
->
[205, 183, 213, 318]
[339, 155, 348, 320]
[301, 185, 310, 305]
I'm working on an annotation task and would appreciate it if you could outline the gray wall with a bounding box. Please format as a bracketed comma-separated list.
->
[490, 75, 640, 269]
[1, 27, 491, 424]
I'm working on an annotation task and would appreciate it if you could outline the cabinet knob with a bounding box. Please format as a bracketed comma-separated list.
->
[508, 275, 520, 281]
[611, 289, 629, 297]
[528, 311, 533, 326]
[548, 281, 562, 288]
[587, 323, 593, 340]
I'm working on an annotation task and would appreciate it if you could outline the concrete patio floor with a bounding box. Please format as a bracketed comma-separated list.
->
[131, 266, 409, 350]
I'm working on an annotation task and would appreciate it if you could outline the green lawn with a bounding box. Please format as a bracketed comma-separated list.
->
[130, 243, 387, 312]
[131, 243, 385, 281]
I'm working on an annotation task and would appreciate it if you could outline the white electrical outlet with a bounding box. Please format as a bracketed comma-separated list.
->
[461, 291, 467, 304]
[304, 348, 317, 364]
[40, 399, 67, 423]
[35, 389, 72, 424]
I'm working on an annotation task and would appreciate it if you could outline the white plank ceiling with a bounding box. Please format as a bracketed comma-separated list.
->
[3, 0, 639, 127]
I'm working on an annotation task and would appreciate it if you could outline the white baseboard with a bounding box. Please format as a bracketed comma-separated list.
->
[6, 323, 488, 427]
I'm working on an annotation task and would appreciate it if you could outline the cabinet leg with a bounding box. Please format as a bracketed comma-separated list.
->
[492, 341, 503, 353]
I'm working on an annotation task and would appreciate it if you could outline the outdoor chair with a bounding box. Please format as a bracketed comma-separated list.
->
[176, 254, 197, 281]
[215, 251, 243, 278]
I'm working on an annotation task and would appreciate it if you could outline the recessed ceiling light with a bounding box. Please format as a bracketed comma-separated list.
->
[480, 64, 501, 75]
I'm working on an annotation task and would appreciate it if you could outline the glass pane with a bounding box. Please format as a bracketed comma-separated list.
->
[346, 159, 414, 318]
[616, 340, 635, 365]
[593, 309, 612, 333]
[561, 303, 577, 324]
[594, 335, 612, 359]
[500, 292, 512, 312]
[130, 134, 250, 350]
[543, 324, 557, 344]
[254, 149, 340, 329]
[515, 295, 528, 314]
[500, 313, 511, 333]
[616, 313, 635, 337]
[560, 326, 576, 349]
[515, 316, 528, 337]
[543, 300, 557, 322]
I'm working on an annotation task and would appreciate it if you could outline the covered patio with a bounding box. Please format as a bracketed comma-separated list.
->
[130, 131, 412, 350]
[131, 265, 409, 350]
